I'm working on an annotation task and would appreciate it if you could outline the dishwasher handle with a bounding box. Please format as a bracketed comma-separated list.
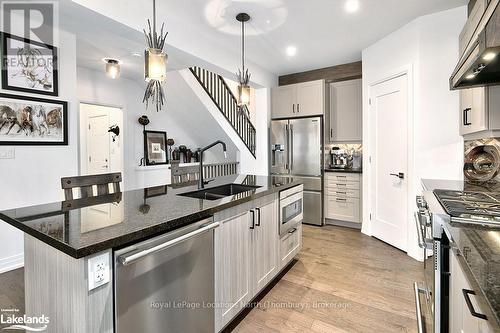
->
[118, 221, 220, 266]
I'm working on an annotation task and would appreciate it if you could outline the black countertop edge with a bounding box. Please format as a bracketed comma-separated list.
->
[324, 168, 362, 174]
[0, 178, 302, 259]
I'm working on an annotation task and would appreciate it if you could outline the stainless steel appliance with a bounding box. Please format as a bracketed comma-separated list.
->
[279, 184, 304, 236]
[271, 116, 323, 226]
[114, 218, 219, 333]
[434, 189, 500, 226]
[330, 147, 352, 169]
[414, 195, 450, 333]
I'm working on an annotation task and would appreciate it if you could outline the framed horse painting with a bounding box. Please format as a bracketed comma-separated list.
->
[0, 93, 68, 145]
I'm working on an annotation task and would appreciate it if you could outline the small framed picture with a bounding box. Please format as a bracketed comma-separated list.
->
[1, 33, 59, 96]
[144, 130, 167, 165]
[0, 93, 68, 145]
[144, 185, 168, 198]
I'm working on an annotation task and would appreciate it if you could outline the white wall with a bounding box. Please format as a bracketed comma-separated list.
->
[361, 6, 466, 261]
[77, 67, 240, 190]
[0, 30, 78, 273]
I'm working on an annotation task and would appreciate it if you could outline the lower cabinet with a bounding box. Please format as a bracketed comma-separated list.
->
[449, 249, 494, 333]
[214, 194, 296, 332]
[325, 172, 362, 224]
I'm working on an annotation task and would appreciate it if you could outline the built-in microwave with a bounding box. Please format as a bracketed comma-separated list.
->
[279, 185, 304, 237]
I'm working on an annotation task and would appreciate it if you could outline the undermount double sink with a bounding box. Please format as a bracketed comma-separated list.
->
[178, 184, 262, 201]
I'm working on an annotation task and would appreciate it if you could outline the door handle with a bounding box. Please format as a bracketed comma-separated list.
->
[462, 289, 488, 320]
[390, 172, 405, 179]
[250, 210, 255, 229]
[292, 104, 295, 113]
[289, 125, 294, 171]
[414, 282, 426, 333]
[255, 207, 261, 226]
[330, 129, 333, 139]
[297, 104, 300, 113]
[463, 108, 472, 126]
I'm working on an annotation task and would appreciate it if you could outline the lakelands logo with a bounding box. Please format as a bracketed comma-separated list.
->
[0, 309, 49, 332]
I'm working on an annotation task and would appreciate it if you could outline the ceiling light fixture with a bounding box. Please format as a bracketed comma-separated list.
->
[345, 0, 360, 13]
[143, 0, 168, 112]
[286, 45, 297, 57]
[236, 12, 251, 108]
[483, 52, 497, 61]
[103, 58, 121, 79]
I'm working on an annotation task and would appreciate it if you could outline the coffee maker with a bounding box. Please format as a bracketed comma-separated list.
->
[330, 147, 352, 169]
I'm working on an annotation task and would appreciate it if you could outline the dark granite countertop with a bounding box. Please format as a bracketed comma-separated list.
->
[324, 167, 362, 174]
[422, 179, 500, 328]
[0, 175, 301, 259]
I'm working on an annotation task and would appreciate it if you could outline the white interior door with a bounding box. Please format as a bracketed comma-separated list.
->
[369, 74, 408, 251]
[80, 103, 123, 176]
[88, 113, 111, 174]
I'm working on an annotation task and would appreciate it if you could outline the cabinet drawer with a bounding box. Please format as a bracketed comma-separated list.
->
[326, 180, 360, 190]
[326, 196, 360, 223]
[325, 172, 359, 182]
[279, 224, 302, 269]
[325, 187, 359, 198]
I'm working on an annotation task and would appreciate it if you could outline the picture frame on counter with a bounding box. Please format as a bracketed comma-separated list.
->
[144, 130, 168, 165]
[0, 93, 68, 145]
[144, 185, 168, 198]
[1, 32, 59, 96]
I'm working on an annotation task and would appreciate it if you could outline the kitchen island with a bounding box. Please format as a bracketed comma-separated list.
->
[0, 174, 303, 333]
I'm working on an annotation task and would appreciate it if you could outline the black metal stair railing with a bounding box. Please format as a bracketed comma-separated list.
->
[189, 66, 256, 157]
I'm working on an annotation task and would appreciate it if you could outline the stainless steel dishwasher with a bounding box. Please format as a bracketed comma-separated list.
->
[114, 218, 219, 333]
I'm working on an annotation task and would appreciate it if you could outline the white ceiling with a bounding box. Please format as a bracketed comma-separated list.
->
[70, 0, 468, 77]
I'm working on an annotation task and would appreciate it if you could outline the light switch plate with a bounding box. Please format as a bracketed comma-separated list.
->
[87, 252, 110, 291]
[0, 148, 15, 159]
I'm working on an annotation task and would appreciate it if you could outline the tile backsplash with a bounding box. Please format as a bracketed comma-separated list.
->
[464, 137, 500, 182]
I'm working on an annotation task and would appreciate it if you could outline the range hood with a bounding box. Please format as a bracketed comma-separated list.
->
[450, 1, 500, 90]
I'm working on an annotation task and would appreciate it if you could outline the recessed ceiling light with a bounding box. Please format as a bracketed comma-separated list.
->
[286, 46, 297, 57]
[345, 0, 360, 13]
[483, 52, 497, 61]
[266, 19, 271, 24]
[465, 73, 476, 80]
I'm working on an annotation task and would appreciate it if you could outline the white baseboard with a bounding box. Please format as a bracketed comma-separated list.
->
[0, 253, 24, 274]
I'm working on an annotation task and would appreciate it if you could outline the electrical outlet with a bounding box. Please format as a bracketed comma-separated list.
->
[0, 148, 15, 159]
[88, 252, 110, 291]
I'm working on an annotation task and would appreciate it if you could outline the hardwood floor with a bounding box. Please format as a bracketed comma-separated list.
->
[231, 225, 423, 333]
[0, 225, 423, 333]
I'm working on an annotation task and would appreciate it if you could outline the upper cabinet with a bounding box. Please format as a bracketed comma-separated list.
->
[271, 80, 325, 118]
[328, 79, 362, 142]
[460, 85, 500, 138]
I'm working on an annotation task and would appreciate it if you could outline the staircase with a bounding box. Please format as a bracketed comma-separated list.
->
[189, 66, 256, 157]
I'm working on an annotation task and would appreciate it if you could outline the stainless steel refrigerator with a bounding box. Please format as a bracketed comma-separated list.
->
[270, 116, 323, 226]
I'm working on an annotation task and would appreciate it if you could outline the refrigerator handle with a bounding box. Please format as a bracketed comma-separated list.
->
[285, 124, 289, 171]
[289, 124, 294, 172]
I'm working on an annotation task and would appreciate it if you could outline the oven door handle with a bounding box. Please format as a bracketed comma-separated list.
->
[414, 212, 433, 250]
[413, 282, 426, 333]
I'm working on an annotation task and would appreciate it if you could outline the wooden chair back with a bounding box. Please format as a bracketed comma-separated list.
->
[61, 172, 122, 200]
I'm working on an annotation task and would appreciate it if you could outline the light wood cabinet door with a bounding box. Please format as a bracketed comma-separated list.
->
[215, 212, 252, 331]
[329, 79, 362, 142]
[252, 200, 279, 294]
[296, 80, 325, 117]
[279, 224, 302, 270]
[459, 87, 488, 136]
[272, 85, 296, 119]
[326, 196, 360, 223]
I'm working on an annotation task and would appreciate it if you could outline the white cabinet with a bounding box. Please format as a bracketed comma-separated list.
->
[329, 79, 362, 142]
[214, 211, 252, 330]
[324, 172, 362, 224]
[214, 194, 300, 332]
[271, 80, 325, 118]
[279, 224, 302, 270]
[251, 199, 279, 293]
[459, 86, 500, 138]
[449, 249, 494, 333]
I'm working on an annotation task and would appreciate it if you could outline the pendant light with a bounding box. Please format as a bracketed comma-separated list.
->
[143, 0, 168, 112]
[236, 13, 251, 108]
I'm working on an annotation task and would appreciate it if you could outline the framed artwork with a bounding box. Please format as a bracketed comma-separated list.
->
[0, 93, 68, 145]
[144, 130, 167, 165]
[1, 32, 59, 96]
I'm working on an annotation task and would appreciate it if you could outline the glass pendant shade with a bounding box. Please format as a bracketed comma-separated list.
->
[238, 84, 251, 107]
[145, 48, 167, 82]
[105, 60, 120, 79]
